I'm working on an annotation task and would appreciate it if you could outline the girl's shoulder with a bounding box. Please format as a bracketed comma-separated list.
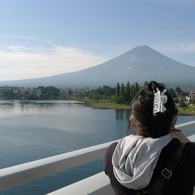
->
[170, 129, 191, 143]
[105, 142, 118, 161]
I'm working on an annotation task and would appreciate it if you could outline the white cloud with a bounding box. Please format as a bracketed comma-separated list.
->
[0, 34, 44, 42]
[0, 45, 108, 81]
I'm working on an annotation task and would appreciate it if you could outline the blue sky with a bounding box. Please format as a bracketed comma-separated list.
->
[0, 0, 195, 81]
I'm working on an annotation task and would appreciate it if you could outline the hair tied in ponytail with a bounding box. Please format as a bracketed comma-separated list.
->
[153, 88, 168, 115]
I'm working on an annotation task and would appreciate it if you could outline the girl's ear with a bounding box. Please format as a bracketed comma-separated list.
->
[130, 115, 135, 126]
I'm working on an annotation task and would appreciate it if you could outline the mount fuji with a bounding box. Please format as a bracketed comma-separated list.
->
[1, 45, 195, 88]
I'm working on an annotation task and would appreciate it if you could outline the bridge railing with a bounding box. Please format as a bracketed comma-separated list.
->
[0, 121, 195, 195]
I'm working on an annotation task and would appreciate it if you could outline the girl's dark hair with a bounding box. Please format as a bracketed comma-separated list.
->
[131, 81, 178, 138]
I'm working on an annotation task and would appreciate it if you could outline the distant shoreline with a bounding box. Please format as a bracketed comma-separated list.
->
[82, 102, 195, 116]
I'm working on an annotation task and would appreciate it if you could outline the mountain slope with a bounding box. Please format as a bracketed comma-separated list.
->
[1, 45, 195, 88]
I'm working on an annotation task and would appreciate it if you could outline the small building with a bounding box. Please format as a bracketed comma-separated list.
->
[189, 91, 195, 100]
[176, 91, 190, 100]
[20, 88, 42, 97]
[0, 86, 20, 95]
[59, 88, 70, 96]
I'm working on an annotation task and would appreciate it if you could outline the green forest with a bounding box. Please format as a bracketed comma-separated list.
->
[87, 81, 178, 104]
[0, 82, 193, 109]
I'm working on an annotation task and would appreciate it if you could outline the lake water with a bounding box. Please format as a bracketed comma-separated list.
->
[0, 100, 194, 195]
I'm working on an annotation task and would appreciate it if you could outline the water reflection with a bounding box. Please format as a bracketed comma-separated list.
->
[19, 101, 56, 113]
[115, 109, 131, 121]
[0, 100, 79, 118]
[115, 109, 134, 136]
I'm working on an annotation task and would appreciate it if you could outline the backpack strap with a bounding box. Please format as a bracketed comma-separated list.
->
[137, 142, 185, 195]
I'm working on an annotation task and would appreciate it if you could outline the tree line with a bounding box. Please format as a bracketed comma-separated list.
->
[0, 86, 60, 100]
[88, 81, 148, 104]
[0, 82, 190, 107]
[87, 81, 184, 105]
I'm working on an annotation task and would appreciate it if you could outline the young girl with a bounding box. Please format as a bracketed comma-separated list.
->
[104, 81, 195, 195]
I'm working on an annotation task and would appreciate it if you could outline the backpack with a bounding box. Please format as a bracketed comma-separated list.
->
[136, 142, 185, 195]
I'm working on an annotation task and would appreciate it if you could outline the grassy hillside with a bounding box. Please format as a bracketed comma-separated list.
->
[177, 106, 195, 115]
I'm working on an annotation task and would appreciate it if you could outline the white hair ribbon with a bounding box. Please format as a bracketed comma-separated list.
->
[153, 88, 167, 115]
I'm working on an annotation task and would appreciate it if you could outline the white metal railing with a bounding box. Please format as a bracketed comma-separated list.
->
[0, 121, 195, 195]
